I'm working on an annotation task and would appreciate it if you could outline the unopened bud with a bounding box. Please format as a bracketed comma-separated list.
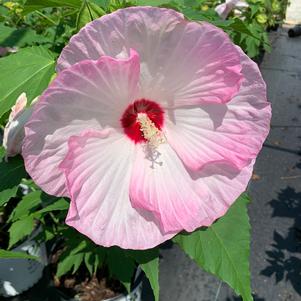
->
[3, 93, 37, 160]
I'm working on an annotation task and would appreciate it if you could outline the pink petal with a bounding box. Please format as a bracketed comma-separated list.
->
[3, 106, 34, 159]
[130, 144, 217, 233]
[215, 0, 241, 19]
[60, 129, 175, 249]
[57, 7, 184, 72]
[22, 50, 140, 196]
[3, 93, 30, 158]
[215, 3, 228, 19]
[10, 93, 27, 121]
[57, 7, 242, 106]
[165, 46, 271, 171]
[193, 160, 256, 218]
[139, 21, 243, 107]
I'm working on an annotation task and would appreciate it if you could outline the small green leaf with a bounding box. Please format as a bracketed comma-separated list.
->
[0, 249, 39, 260]
[9, 190, 42, 222]
[0, 46, 56, 118]
[23, 0, 82, 14]
[72, 253, 84, 274]
[182, 7, 217, 21]
[245, 36, 260, 58]
[35, 226, 55, 242]
[34, 198, 69, 215]
[57, 255, 74, 277]
[173, 194, 253, 301]
[8, 216, 35, 249]
[56, 252, 84, 277]
[0, 156, 27, 207]
[84, 252, 94, 275]
[0, 196, 13, 208]
[227, 18, 255, 37]
[70, 240, 88, 255]
[107, 247, 136, 293]
[93, 247, 105, 273]
[262, 32, 271, 52]
[92, 0, 110, 10]
[140, 257, 159, 301]
[0, 24, 48, 47]
[136, 0, 183, 6]
[0, 147, 5, 162]
[127, 248, 159, 301]
[76, 1, 105, 30]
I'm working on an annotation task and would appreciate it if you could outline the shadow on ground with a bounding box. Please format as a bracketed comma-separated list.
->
[261, 186, 301, 296]
[226, 294, 265, 301]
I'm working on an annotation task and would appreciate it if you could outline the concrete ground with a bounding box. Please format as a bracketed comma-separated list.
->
[157, 22, 301, 301]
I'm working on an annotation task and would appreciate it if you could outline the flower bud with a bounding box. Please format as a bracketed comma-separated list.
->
[3, 93, 36, 160]
[215, 0, 249, 20]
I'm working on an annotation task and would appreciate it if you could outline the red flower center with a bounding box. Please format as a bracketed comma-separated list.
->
[120, 99, 164, 143]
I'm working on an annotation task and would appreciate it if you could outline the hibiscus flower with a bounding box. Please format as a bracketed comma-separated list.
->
[22, 7, 271, 249]
[215, 0, 249, 20]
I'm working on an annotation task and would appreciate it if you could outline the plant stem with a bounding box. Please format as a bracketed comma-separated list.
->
[214, 281, 223, 301]
[35, 10, 58, 26]
[84, 0, 94, 22]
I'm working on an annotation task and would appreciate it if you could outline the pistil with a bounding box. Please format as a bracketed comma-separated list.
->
[137, 113, 166, 148]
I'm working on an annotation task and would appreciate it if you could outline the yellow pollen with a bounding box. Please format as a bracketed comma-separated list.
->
[137, 113, 166, 148]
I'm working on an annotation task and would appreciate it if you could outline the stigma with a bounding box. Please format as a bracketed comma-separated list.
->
[137, 113, 166, 148]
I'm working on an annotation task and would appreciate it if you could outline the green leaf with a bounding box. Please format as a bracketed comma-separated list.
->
[72, 253, 84, 274]
[9, 190, 42, 222]
[0, 46, 56, 118]
[57, 255, 74, 277]
[35, 226, 56, 242]
[92, 0, 110, 10]
[0, 249, 39, 260]
[173, 194, 253, 301]
[127, 248, 159, 301]
[245, 36, 260, 58]
[70, 239, 88, 255]
[93, 248, 105, 273]
[0, 156, 27, 207]
[76, 0, 105, 30]
[0, 147, 5, 162]
[23, 0, 82, 14]
[227, 18, 255, 37]
[8, 215, 35, 249]
[84, 252, 94, 275]
[107, 247, 136, 293]
[140, 257, 159, 301]
[262, 32, 271, 52]
[182, 7, 218, 22]
[34, 198, 69, 215]
[56, 252, 84, 277]
[0, 24, 47, 48]
[136, 0, 181, 6]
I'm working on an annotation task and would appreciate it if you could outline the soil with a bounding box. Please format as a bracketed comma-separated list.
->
[50, 248, 126, 301]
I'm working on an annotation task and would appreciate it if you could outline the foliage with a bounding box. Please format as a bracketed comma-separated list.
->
[0, 0, 288, 58]
[0, 156, 27, 206]
[174, 193, 253, 301]
[0, 248, 39, 260]
[0, 46, 56, 117]
[201, 0, 288, 57]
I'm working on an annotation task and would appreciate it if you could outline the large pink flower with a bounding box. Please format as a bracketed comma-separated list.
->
[22, 7, 271, 249]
